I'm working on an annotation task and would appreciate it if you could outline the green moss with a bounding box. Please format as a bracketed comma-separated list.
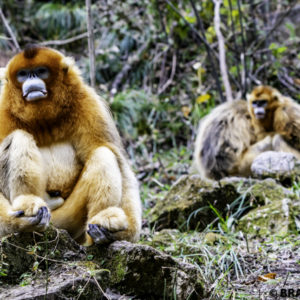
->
[237, 198, 299, 236]
[105, 253, 127, 284]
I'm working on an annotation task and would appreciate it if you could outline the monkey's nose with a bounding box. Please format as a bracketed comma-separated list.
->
[22, 78, 48, 101]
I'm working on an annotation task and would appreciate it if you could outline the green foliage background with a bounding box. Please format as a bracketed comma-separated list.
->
[1, 0, 300, 204]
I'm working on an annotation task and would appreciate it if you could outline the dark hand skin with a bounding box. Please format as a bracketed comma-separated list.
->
[12, 206, 50, 231]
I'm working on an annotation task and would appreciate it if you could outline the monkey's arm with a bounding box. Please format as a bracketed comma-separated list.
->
[0, 130, 50, 231]
[273, 100, 300, 151]
[51, 144, 141, 246]
[272, 134, 300, 160]
[238, 135, 273, 175]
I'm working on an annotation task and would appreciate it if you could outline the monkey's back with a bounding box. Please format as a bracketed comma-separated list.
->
[194, 100, 255, 180]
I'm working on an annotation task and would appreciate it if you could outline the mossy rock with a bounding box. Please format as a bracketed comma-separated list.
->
[238, 198, 300, 236]
[88, 240, 205, 299]
[0, 226, 205, 299]
[150, 175, 293, 231]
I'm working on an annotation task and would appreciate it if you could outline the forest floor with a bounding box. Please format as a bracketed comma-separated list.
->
[139, 147, 300, 299]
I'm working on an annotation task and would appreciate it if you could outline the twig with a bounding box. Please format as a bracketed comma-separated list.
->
[110, 40, 150, 94]
[40, 30, 99, 46]
[169, 0, 224, 102]
[237, 0, 248, 95]
[251, 0, 298, 54]
[228, 0, 242, 89]
[156, 0, 170, 91]
[0, 8, 20, 51]
[213, 0, 233, 102]
[92, 276, 111, 300]
[277, 68, 300, 93]
[85, 0, 96, 88]
[158, 51, 177, 95]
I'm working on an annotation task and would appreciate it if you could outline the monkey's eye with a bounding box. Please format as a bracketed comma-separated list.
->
[34, 67, 49, 79]
[16, 69, 28, 82]
[252, 100, 268, 107]
[257, 100, 268, 107]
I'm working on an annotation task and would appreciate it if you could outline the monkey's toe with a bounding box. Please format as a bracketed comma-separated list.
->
[16, 206, 50, 231]
[87, 224, 115, 245]
[37, 206, 51, 226]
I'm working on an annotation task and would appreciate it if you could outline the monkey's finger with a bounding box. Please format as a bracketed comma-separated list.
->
[25, 207, 44, 225]
[38, 206, 50, 227]
[87, 224, 114, 245]
[10, 210, 25, 217]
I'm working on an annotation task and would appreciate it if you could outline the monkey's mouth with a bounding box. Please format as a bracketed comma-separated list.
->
[255, 113, 265, 119]
[23, 90, 48, 101]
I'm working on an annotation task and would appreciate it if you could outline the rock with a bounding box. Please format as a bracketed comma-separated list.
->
[0, 226, 84, 283]
[88, 240, 204, 299]
[238, 198, 300, 236]
[150, 175, 292, 231]
[0, 226, 205, 299]
[251, 151, 300, 183]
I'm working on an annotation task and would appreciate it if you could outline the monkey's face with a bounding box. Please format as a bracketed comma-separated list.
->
[247, 86, 280, 121]
[2, 45, 78, 122]
[251, 99, 268, 119]
[7, 46, 64, 104]
[16, 66, 49, 101]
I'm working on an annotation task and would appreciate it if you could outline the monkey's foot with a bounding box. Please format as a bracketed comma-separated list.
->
[87, 224, 116, 245]
[11, 206, 50, 231]
[12, 194, 48, 216]
[84, 207, 128, 246]
[10, 195, 50, 231]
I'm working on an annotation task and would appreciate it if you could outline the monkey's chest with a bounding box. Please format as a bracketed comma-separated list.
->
[39, 143, 83, 199]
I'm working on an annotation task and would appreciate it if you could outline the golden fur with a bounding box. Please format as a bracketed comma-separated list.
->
[0, 45, 141, 245]
[194, 85, 300, 180]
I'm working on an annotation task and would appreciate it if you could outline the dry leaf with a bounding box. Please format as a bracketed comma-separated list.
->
[181, 106, 191, 118]
[257, 273, 276, 282]
[294, 78, 300, 86]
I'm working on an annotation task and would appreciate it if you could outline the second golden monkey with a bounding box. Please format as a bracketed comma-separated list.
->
[194, 86, 300, 180]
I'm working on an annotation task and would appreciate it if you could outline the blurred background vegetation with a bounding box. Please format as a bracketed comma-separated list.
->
[1, 0, 300, 210]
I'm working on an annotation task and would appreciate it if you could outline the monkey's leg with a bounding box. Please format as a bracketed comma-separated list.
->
[0, 130, 50, 230]
[272, 134, 300, 160]
[238, 135, 273, 176]
[52, 146, 141, 246]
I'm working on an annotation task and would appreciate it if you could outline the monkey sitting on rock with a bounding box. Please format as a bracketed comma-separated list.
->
[0, 45, 141, 246]
[194, 85, 300, 180]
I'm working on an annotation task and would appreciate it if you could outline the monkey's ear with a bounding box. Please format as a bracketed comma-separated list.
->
[272, 89, 281, 102]
[61, 56, 75, 73]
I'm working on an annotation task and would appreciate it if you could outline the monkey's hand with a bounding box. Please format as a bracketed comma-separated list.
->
[85, 207, 128, 246]
[255, 135, 273, 152]
[10, 195, 50, 231]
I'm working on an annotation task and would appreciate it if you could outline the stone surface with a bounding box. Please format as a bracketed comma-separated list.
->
[0, 226, 204, 299]
[150, 175, 292, 231]
[238, 197, 300, 236]
[251, 151, 300, 183]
